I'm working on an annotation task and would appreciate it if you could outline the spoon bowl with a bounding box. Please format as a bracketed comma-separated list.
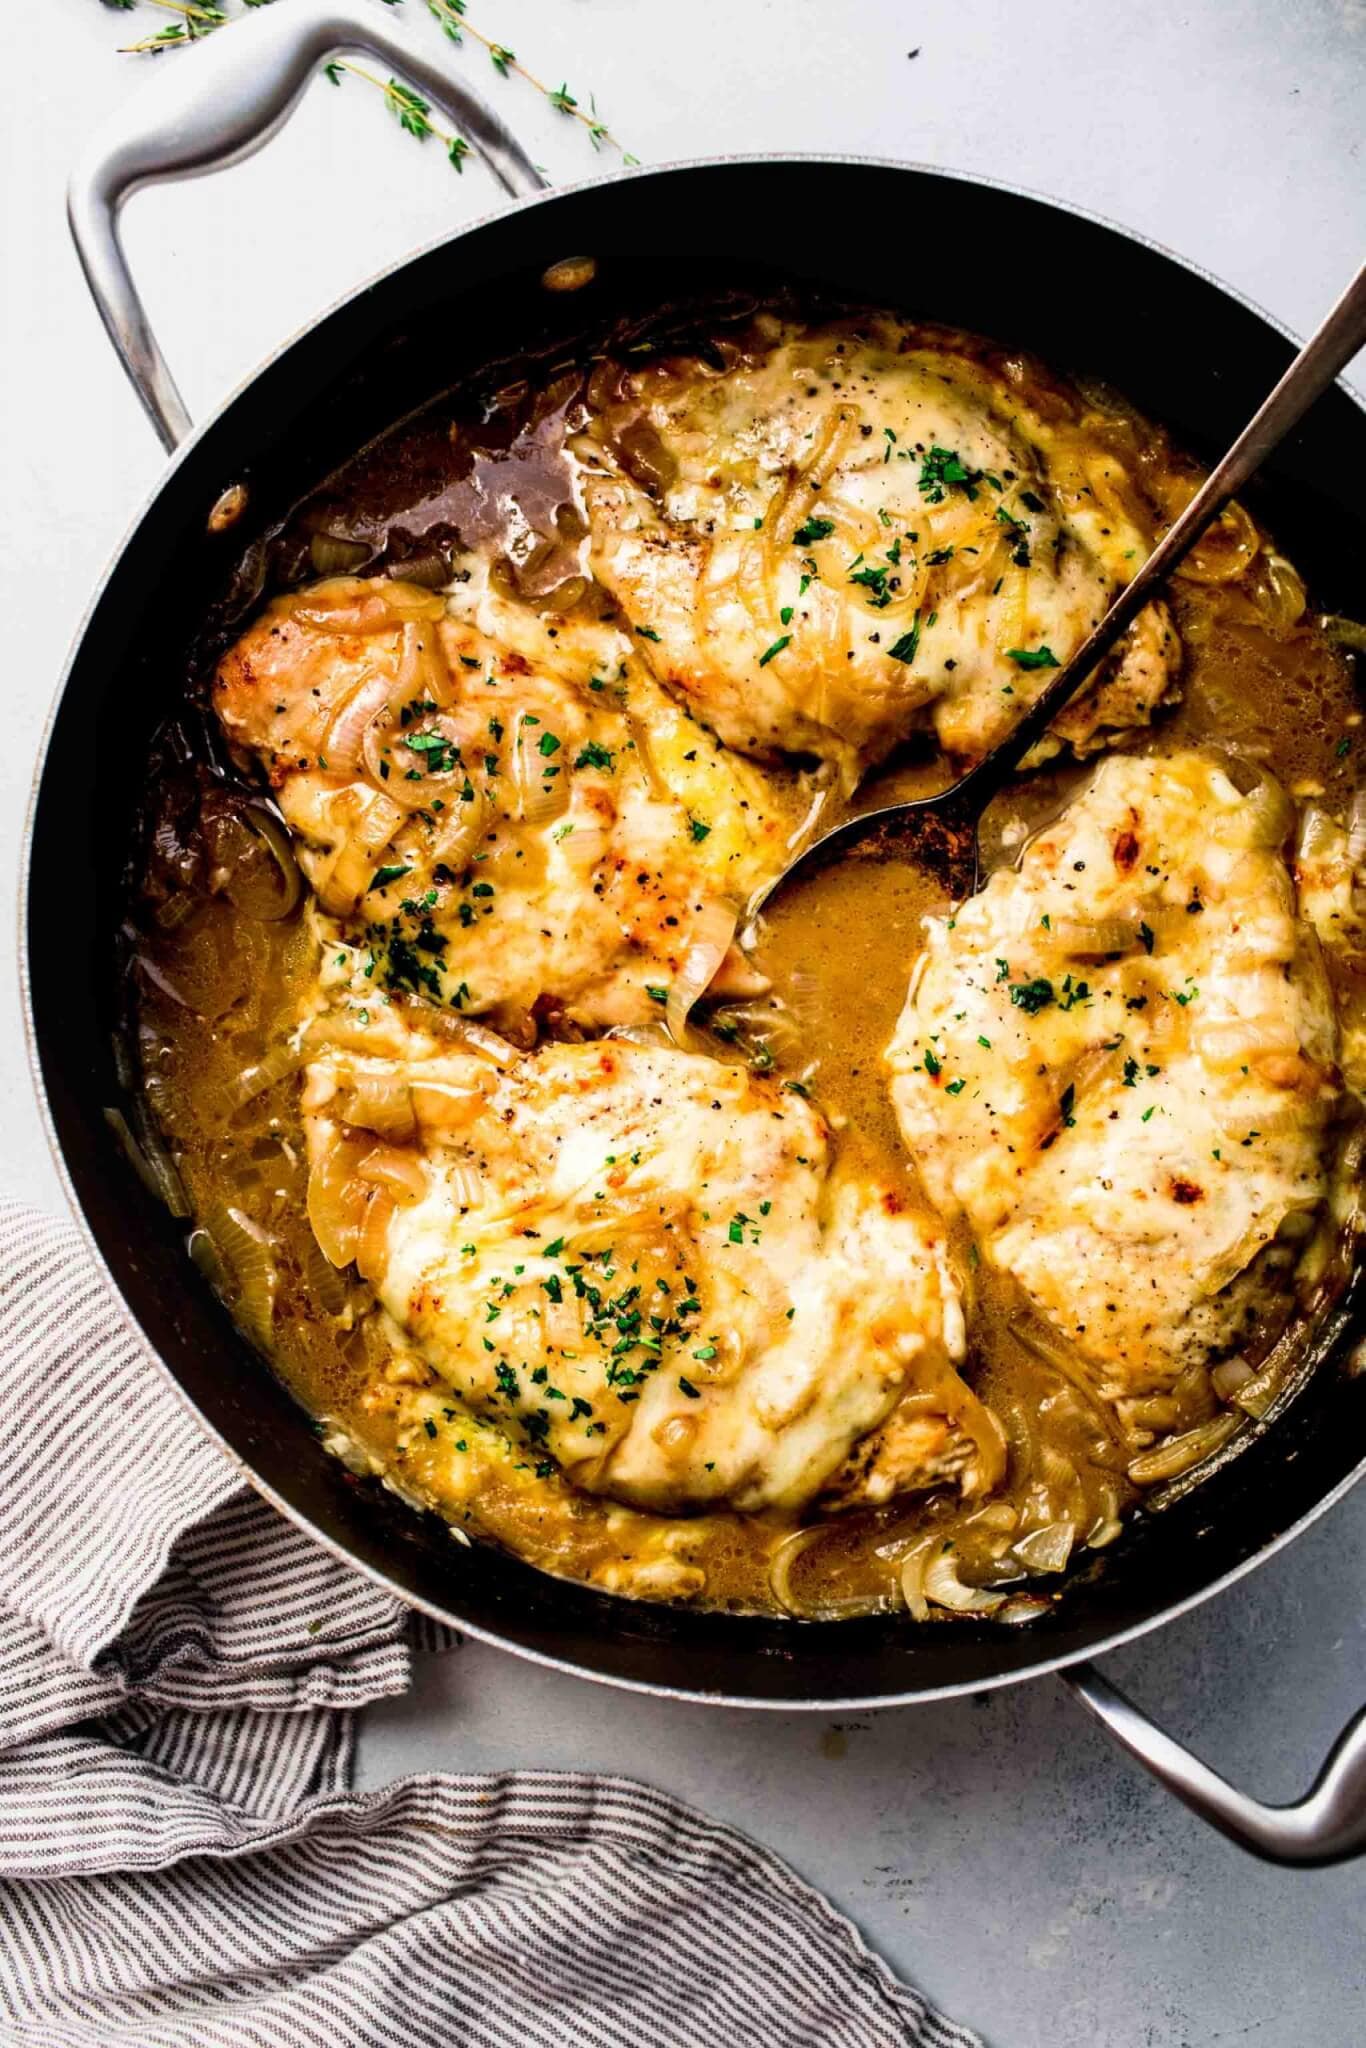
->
[750, 260, 1366, 928]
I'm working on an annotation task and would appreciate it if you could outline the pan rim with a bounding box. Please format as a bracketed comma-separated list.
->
[20, 149, 1366, 1709]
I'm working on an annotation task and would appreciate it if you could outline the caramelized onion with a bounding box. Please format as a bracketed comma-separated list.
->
[204, 802, 302, 922]
[1211, 1355, 1256, 1400]
[307, 1135, 371, 1267]
[1322, 614, 1366, 654]
[357, 1144, 428, 1205]
[436, 1017, 521, 1067]
[210, 1204, 278, 1341]
[230, 1042, 305, 1110]
[327, 674, 396, 776]
[1126, 1412, 1239, 1485]
[187, 1226, 231, 1293]
[310, 534, 371, 576]
[446, 1162, 486, 1209]
[899, 1537, 936, 1621]
[338, 1070, 417, 1141]
[1052, 916, 1143, 957]
[1012, 1520, 1075, 1574]
[378, 581, 447, 620]
[1348, 784, 1366, 867]
[301, 1230, 350, 1316]
[923, 1550, 1005, 1615]
[665, 902, 739, 1050]
[1296, 803, 1340, 865]
[766, 1526, 887, 1620]
[1227, 772, 1293, 849]
[428, 786, 489, 871]
[388, 549, 450, 590]
[319, 794, 405, 913]
[1174, 498, 1260, 584]
[513, 713, 571, 823]
[556, 822, 612, 874]
[410, 1078, 489, 1129]
[356, 1189, 396, 1284]
[1254, 551, 1307, 632]
[295, 579, 396, 635]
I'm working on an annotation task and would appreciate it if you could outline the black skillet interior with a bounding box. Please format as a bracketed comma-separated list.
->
[28, 162, 1366, 1703]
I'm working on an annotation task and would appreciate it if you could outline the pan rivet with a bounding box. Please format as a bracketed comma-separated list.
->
[541, 255, 597, 294]
[208, 481, 249, 533]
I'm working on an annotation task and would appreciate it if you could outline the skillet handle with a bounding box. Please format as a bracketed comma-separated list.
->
[68, 0, 547, 452]
[1060, 1661, 1366, 1865]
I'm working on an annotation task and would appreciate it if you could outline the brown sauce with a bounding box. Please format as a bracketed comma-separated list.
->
[130, 309, 1365, 1621]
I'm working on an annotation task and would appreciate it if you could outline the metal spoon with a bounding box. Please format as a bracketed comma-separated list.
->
[751, 261, 1366, 913]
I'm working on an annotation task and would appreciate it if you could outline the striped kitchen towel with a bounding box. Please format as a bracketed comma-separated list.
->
[0, 1199, 981, 2048]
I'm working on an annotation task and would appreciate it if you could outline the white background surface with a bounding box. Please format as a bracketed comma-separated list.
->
[3, 3, 1365, 2043]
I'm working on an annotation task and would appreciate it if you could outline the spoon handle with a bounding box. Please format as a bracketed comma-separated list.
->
[960, 260, 1366, 808]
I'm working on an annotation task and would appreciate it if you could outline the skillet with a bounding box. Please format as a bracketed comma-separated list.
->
[27, 0, 1366, 1861]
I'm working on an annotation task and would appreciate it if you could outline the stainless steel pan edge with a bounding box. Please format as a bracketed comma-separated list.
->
[24, 0, 1366, 1862]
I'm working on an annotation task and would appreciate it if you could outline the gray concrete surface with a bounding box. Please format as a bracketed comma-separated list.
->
[3, 3, 1364, 2042]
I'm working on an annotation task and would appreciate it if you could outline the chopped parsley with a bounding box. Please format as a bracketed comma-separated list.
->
[758, 634, 792, 667]
[792, 515, 835, 546]
[1005, 646, 1060, 670]
[918, 445, 981, 503]
[888, 618, 921, 664]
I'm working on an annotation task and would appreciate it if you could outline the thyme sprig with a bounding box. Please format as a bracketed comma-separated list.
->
[324, 60, 472, 173]
[117, 0, 232, 50]
[425, 0, 636, 159]
[107, 0, 637, 164]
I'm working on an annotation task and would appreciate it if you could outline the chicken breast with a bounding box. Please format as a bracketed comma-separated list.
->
[576, 320, 1180, 785]
[300, 1002, 1001, 1513]
[214, 573, 799, 1032]
[888, 751, 1339, 1399]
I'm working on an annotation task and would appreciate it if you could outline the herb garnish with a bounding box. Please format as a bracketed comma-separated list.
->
[1005, 646, 1060, 670]
[1009, 978, 1056, 1014]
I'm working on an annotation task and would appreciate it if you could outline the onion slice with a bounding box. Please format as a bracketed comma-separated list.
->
[210, 1204, 278, 1342]
[327, 673, 396, 776]
[318, 793, 405, 913]
[1348, 784, 1366, 868]
[229, 1042, 305, 1110]
[924, 1551, 1005, 1614]
[1012, 1520, 1075, 1574]
[665, 902, 739, 1050]
[357, 1144, 428, 1205]
[1127, 1411, 1239, 1485]
[356, 1189, 396, 1284]
[513, 711, 571, 824]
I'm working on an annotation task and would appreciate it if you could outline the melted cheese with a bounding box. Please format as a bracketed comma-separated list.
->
[577, 320, 1180, 784]
[301, 1010, 989, 1513]
[889, 751, 1339, 1396]
[215, 576, 799, 1031]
